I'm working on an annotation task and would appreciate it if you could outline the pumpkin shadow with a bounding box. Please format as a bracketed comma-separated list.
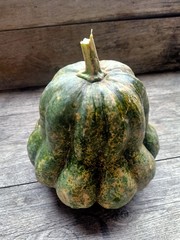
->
[48, 188, 135, 238]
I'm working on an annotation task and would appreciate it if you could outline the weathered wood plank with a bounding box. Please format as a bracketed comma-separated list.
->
[0, 17, 179, 90]
[0, 72, 179, 188]
[0, 158, 179, 239]
[0, 0, 180, 31]
[142, 72, 180, 160]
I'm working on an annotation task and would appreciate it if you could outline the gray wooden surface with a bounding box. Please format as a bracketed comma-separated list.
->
[0, 72, 180, 239]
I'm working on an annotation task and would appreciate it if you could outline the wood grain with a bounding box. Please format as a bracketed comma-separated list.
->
[0, 0, 179, 31]
[0, 72, 179, 189]
[0, 157, 179, 239]
[0, 17, 179, 90]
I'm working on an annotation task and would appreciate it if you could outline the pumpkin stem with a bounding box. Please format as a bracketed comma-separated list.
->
[77, 30, 106, 82]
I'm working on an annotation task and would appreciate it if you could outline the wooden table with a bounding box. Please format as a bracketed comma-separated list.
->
[0, 72, 180, 240]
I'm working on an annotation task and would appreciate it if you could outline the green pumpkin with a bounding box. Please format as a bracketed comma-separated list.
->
[27, 31, 159, 209]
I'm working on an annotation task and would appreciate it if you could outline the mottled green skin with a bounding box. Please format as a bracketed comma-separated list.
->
[27, 60, 159, 209]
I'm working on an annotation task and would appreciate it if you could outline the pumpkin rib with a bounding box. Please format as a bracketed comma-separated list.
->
[56, 161, 96, 208]
[27, 122, 43, 165]
[103, 78, 145, 149]
[97, 160, 137, 209]
[100, 60, 135, 76]
[125, 144, 156, 190]
[143, 124, 160, 158]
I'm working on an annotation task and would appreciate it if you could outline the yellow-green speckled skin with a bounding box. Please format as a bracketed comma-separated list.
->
[27, 60, 159, 209]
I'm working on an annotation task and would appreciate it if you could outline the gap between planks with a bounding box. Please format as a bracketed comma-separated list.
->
[0, 13, 180, 33]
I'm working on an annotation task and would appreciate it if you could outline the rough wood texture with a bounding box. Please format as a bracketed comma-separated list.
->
[0, 72, 180, 239]
[0, 0, 180, 31]
[0, 17, 179, 90]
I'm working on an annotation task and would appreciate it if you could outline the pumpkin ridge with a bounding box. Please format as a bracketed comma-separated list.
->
[73, 84, 107, 167]
[102, 78, 145, 146]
